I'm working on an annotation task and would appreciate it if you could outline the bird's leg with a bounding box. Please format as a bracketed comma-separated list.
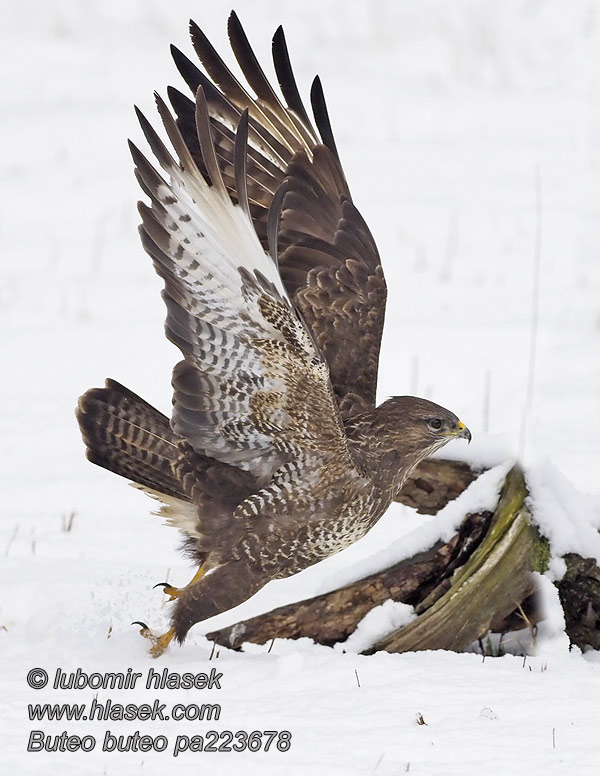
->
[154, 565, 205, 601]
[132, 622, 177, 658]
[131, 566, 206, 657]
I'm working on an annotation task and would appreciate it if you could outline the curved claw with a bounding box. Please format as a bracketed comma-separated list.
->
[132, 621, 176, 656]
[154, 582, 180, 601]
[153, 567, 205, 602]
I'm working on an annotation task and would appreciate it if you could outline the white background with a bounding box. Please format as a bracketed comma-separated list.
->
[1, 1, 599, 774]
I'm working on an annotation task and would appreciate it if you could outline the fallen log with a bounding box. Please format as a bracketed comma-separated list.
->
[369, 464, 540, 653]
[394, 458, 479, 514]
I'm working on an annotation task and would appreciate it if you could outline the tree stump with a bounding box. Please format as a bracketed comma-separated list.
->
[556, 554, 600, 651]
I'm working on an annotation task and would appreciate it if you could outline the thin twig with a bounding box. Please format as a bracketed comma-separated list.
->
[520, 164, 542, 458]
[4, 524, 18, 557]
[62, 511, 76, 532]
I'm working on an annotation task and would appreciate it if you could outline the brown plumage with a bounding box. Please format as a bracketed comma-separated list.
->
[76, 13, 471, 651]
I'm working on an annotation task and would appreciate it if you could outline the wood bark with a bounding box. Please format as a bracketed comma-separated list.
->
[369, 464, 539, 653]
[556, 554, 600, 651]
[394, 458, 478, 514]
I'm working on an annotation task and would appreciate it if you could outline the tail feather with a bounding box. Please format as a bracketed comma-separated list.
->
[76, 379, 190, 502]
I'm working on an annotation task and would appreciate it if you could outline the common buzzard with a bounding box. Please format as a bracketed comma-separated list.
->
[77, 13, 471, 655]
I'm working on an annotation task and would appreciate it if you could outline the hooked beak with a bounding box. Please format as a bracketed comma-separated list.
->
[455, 421, 472, 444]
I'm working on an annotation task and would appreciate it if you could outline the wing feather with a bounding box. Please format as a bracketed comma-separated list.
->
[133, 85, 358, 486]
[271, 25, 314, 131]
[166, 14, 387, 417]
[233, 109, 251, 219]
[190, 19, 296, 159]
[309, 75, 341, 162]
[227, 11, 316, 152]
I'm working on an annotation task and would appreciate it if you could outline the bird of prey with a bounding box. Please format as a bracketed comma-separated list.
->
[77, 12, 471, 655]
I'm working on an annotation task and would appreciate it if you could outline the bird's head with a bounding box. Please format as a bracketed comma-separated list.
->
[340, 396, 471, 492]
[378, 395, 471, 462]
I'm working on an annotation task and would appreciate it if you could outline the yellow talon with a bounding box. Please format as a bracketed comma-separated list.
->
[162, 584, 181, 601]
[136, 567, 205, 656]
[148, 628, 176, 658]
[155, 565, 205, 600]
[133, 622, 177, 657]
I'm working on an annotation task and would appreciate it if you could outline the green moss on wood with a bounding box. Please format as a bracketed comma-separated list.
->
[370, 463, 539, 654]
[531, 533, 551, 574]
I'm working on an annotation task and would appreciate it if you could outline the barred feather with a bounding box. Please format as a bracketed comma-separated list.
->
[168, 12, 386, 418]
[76, 379, 186, 501]
[132, 74, 357, 487]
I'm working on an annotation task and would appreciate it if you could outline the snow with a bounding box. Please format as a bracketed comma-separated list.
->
[534, 573, 573, 658]
[527, 463, 600, 566]
[1, 1, 599, 774]
[336, 600, 417, 654]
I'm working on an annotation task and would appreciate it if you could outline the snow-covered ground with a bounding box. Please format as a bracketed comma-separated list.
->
[1, 1, 599, 774]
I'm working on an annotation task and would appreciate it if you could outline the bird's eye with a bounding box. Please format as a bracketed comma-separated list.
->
[429, 418, 442, 430]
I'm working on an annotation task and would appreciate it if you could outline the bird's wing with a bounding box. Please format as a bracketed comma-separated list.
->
[132, 85, 362, 489]
[167, 12, 387, 418]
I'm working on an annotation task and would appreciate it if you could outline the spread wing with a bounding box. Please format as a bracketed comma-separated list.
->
[167, 12, 387, 417]
[131, 86, 363, 502]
